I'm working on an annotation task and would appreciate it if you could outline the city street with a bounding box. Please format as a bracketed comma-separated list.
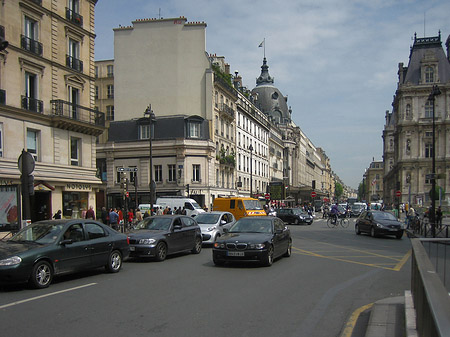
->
[0, 217, 412, 337]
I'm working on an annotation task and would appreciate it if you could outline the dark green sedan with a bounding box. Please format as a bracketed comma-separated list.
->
[0, 219, 129, 289]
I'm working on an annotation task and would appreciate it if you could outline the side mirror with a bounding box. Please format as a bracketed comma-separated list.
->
[223, 227, 229, 233]
[220, 220, 226, 225]
[60, 239, 73, 245]
[173, 224, 182, 230]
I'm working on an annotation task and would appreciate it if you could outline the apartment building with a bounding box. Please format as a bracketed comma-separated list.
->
[0, 0, 103, 228]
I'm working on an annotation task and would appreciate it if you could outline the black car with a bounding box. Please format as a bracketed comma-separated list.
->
[276, 208, 313, 225]
[355, 210, 404, 239]
[0, 219, 129, 289]
[127, 215, 203, 261]
[212, 216, 292, 266]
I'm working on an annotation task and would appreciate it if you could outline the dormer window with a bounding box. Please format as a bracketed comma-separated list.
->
[425, 66, 434, 83]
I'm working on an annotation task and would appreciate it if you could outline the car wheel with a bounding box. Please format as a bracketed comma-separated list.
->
[294, 218, 299, 225]
[191, 237, 202, 254]
[262, 245, 274, 267]
[283, 239, 292, 257]
[29, 260, 53, 289]
[396, 232, 403, 240]
[370, 227, 377, 238]
[355, 224, 361, 235]
[155, 242, 167, 261]
[105, 250, 122, 273]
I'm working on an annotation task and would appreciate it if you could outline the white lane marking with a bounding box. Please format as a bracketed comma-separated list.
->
[0, 283, 97, 310]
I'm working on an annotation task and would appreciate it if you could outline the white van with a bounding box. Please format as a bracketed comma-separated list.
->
[156, 197, 205, 217]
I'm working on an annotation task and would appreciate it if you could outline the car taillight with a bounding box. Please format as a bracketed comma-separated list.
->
[127, 237, 130, 245]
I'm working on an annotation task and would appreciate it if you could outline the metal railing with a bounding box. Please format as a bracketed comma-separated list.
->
[50, 99, 105, 127]
[65, 8, 83, 26]
[411, 238, 450, 337]
[21, 35, 43, 56]
[66, 55, 83, 72]
[21, 95, 43, 113]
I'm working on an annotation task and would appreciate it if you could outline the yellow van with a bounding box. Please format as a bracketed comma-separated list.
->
[212, 197, 266, 220]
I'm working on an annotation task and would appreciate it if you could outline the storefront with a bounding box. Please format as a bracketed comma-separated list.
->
[63, 183, 93, 219]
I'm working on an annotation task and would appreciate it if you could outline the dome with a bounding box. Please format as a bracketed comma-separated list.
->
[251, 58, 290, 124]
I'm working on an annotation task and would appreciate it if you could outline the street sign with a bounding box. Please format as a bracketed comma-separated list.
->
[265, 193, 270, 200]
[311, 191, 317, 198]
[117, 167, 138, 172]
[395, 190, 401, 197]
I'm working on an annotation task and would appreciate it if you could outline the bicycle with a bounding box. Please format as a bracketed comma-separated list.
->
[326, 213, 349, 228]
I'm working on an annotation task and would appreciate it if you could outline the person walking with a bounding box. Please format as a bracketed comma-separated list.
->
[86, 205, 95, 220]
[109, 208, 119, 230]
[135, 208, 143, 222]
[436, 206, 443, 230]
[101, 207, 108, 224]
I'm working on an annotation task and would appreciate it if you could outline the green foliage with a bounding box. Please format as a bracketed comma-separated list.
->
[212, 64, 233, 87]
[335, 182, 344, 200]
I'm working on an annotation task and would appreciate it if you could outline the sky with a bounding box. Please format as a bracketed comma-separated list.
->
[94, 0, 450, 190]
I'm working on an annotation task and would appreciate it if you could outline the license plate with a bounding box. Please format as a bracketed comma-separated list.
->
[227, 251, 244, 257]
[130, 246, 135, 251]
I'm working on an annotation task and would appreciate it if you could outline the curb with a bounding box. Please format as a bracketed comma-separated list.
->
[365, 296, 404, 337]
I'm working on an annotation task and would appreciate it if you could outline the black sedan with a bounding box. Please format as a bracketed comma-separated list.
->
[0, 219, 129, 289]
[276, 208, 313, 225]
[212, 216, 291, 267]
[355, 210, 404, 239]
[127, 215, 203, 261]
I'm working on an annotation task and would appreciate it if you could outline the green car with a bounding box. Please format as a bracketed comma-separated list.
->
[0, 219, 129, 289]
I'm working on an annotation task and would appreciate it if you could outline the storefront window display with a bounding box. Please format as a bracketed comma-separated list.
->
[63, 191, 88, 218]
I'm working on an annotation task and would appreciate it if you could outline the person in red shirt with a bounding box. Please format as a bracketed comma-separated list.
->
[127, 209, 134, 224]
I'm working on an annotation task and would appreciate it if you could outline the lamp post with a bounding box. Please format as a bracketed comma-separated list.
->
[428, 84, 441, 238]
[249, 144, 253, 198]
[144, 105, 156, 212]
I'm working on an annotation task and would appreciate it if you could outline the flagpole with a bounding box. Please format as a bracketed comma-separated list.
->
[263, 38, 265, 58]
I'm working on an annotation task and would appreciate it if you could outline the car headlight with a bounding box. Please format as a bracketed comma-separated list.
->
[139, 238, 156, 245]
[248, 243, 265, 249]
[214, 242, 225, 249]
[207, 226, 216, 232]
[375, 223, 384, 228]
[0, 256, 22, 266]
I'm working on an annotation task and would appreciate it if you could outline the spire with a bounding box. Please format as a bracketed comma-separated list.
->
[256, 57, 274, 86]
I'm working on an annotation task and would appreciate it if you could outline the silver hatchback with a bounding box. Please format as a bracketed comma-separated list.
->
[194, 212, 236, 244]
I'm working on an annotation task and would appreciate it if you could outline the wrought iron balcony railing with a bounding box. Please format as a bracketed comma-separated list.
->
[218, 103, 235, 118]
[50, 99, 105, 127]
[21, 35, 43, 56]
[65, 8, 83, 26]
[66, 55, 83, 72]
[21, 95, 43, 113]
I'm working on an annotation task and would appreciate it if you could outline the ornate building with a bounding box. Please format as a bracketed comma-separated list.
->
[383, 32, 450, 207]
[0, 0, 103, 229]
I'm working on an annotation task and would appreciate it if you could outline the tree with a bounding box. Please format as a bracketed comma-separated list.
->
[358, 181, 366, 201]
[335, 182, 343, 201]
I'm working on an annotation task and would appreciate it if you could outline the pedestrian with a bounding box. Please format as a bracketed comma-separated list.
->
[156, 207, 163, 215]
[127, 209, 134, 224]
[135, 208, 143, 222]
[181, 206, 187, 215]
[109, 208, 119, 230]
[101, 206, 108, 224]
[53, 210, 62, 219]
[436, 206, 443, 230]
[143, 210, 150, 219]
[86, 205, 95, 219]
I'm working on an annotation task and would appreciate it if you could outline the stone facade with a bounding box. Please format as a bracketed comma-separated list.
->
[0, 0, 103, 229]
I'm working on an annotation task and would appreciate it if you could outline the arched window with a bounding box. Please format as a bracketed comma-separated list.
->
[425, 66, 434, 83]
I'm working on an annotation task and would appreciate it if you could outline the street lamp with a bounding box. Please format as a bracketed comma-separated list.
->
[144, 105, 156, 212]
[249, 144, 253, 198]
[427, 84, 441, 237]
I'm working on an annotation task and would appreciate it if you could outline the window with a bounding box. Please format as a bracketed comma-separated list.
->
[425, 143, 433, 158]
[192, 164, 200, 182]
[189, 122, 201, 138]
[0, 123, 3, 157]
[85, 223, 106, 240]
[107, 65, 114, 77]
[129, 167, 137, 184]
[168, 164, 176, 182]
[215, 116, 218, 134]
[106, 105, 114, 121]
[140, 124, 150, 139]
[95, 66, 98, 78]
[22, 16, 42, 55]
[23, 71, 42, 113]
[405, 104, 411, 118]
[70, 137, 80, 166]
[27, 129, 39, 161]
[67, 38, 82, 72]
[94, 86, 99, 99]
[425, 66, 434, 83]
[107, 85, 114, 98]
[69, 86, 79, 119]
[66, 0, 82, 26]
[425, 101, 433, 118]
[154, 165, 162, 182]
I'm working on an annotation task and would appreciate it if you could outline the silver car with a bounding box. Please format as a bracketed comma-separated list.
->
[194, 211, 236, 244]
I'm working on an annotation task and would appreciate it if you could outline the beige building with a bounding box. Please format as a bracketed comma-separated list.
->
[383, 32, 450, 207]
[363, 160, 384, 202]
[94, 59, 114, 143]
[0, 0, 103, 228]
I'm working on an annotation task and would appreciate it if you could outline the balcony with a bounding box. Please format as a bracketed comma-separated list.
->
[21, 35, 43, 56]
[66, 55, 83, 72]
[218, 103, 235, 119]
[21, 95, 43, 113]
[0, 89, 5, 104]
[51, 99, 105, 127]
[66, 8, 83, 27]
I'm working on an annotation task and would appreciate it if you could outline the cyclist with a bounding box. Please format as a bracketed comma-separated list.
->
[330, 203, 339, 224]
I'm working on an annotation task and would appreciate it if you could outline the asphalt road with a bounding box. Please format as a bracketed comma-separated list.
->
[0, 217, 412, 337]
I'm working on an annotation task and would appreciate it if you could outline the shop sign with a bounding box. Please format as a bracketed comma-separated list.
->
[65, 183, 92, 192]
[190, 190, 202, 195]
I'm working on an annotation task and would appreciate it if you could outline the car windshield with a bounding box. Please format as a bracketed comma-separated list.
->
[192, 201, 203, 210]
[9, 222, 65, 244]
[136, 217, 172, 230]
[194, 214, 220, 224]
[243, 200, 263, 210]
[373, 212, 397, 221]
[229, 218, 272, 233]
[292, 209, 305, 215]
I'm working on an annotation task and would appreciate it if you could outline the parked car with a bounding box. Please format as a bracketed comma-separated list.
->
[193, 211, 236, 244]
[351, 204, 364, 217]
[0, 219, 129, 289]
[212, 216, 291, 266]
[127, 215, 202, 261]
[276, 208, 313, 225]
[355, 210, 404, 239]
